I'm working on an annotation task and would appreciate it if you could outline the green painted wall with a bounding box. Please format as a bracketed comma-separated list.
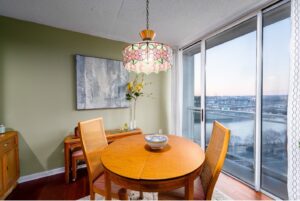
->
[0, 16, 164, 176]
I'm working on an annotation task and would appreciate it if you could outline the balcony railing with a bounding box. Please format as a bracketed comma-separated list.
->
[186, 107, 287, 194]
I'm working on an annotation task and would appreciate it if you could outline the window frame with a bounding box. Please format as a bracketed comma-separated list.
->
[180, 0, 291, 199]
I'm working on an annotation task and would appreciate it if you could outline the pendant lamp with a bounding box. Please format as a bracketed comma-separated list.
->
[122, 0, 173, 74]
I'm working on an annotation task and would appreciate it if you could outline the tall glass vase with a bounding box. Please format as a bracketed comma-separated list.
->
[129, 100, 136, 130]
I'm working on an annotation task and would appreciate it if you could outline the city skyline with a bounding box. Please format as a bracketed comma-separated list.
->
[193, 18, 290, 97]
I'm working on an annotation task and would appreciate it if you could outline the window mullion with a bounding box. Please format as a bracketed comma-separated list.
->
[200, 41, 206, 149]
[255, 11, 263, 191]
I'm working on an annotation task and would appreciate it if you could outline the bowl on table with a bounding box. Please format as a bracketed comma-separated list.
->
[144, 134, 168, 150]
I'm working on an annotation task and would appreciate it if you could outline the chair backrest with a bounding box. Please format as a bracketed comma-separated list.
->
[74, 126, 80, 137]
[200, 121, 230, 200]
[78, 117, 108, 182]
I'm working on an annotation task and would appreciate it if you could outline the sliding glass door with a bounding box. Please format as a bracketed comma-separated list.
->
[261, 3, 290, 199]
[182, 45, 201, 144]
[181, 1, 290, 198]
[205, 17, 257, 185]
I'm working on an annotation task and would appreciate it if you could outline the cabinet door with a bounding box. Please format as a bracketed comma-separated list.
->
[0, 156, 3, 195]
[6, 148, 18, 187]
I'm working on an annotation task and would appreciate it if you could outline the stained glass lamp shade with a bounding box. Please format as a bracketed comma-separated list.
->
[122, 0, 173, 74]
[123, 40, 173, 74]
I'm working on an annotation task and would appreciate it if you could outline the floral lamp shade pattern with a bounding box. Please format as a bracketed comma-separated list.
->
[123, 41, 173, 74]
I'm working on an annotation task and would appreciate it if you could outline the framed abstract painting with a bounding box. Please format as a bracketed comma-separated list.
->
[76, 55, 129, 109]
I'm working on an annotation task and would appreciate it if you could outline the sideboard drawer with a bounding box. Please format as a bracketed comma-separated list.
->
[0, 131, 19, 199]
[0, 138, 16, 153]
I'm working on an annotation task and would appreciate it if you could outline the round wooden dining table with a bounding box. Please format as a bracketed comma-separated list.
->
[100, 134, 205, 200]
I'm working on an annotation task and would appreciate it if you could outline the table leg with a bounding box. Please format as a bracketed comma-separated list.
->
[64, 143, 70, 184]
[139, 191, 143, 199]
[185, 176, 194, 200]
[105, 171, 112, 200]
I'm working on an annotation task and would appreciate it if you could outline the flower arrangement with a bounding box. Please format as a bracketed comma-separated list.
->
[126, 74, 151, 130]
[126, 74, 145, 101]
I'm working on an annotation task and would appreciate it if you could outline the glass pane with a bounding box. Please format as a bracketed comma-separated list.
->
[205, 17, 257, 185]
[262, 3, 290, 199]
[194, 53, 201, 107]
[182, 45, 201, 144]
[192, 110, 201, 144]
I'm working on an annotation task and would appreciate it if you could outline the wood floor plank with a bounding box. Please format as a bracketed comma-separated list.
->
[7, 169, 89, 200]
[216, 173, 272, 200]
[7, 169, 272, 200]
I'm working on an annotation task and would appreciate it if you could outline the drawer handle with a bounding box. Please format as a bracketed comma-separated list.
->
[3, 143, 8, 147]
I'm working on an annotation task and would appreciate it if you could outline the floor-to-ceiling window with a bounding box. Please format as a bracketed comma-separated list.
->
[182, 45, 201, 144]
[181, 1, 290, 199]
[261, 3, 290, 199]
[205, 17, 257, 185]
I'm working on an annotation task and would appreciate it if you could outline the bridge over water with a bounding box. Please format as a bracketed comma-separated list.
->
[189, 107, 287, 124]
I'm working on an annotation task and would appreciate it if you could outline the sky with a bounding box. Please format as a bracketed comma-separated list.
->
[193, 18, 290, 97]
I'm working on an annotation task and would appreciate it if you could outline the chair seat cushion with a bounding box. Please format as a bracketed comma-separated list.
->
[93, 173, 127, 198]
[158, 176, 205, 200]
[72, 150, 84, 158]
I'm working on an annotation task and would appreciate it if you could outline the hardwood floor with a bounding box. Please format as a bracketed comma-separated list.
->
[7, 168, 271, 200]
[7, 169, 90, 200]
[216, 173, 271, 200]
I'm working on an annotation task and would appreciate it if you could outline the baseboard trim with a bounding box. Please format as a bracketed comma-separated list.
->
[18, 164, 86, 183]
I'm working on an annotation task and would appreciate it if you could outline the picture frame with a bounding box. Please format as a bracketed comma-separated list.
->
[75, 54, 129, 110]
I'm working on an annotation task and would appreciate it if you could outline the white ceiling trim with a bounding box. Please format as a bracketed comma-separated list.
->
[0, 0, 274, 48]
[179, 0, 277, 48]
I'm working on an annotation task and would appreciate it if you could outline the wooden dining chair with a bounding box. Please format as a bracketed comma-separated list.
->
[78, 117, 127, 200]
[71, 126, 85, 181]
[159, 121, 230, 200]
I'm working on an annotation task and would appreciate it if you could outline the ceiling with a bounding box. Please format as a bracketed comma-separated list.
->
[0, 0, 273, 48]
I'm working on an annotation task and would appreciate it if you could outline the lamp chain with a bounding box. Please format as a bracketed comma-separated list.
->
[146, 0, 149, 30]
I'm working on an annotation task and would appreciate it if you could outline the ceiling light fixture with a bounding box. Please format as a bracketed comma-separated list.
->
[122, 0, 173, 74]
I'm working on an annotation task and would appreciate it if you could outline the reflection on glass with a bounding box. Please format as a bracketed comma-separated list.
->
[262, 3, 290, 199]
[205, 17, 257, 185]
[194, 53, 201, 107]
[192, 110, 201, 144]
[182, 46, 201, 144]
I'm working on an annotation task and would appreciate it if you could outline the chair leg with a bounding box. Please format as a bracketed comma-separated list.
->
[118, 188, 128, 200]
[72, 158, 77, 181]
[90, 189, 95, 200]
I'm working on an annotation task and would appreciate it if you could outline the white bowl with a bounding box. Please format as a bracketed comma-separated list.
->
[144, 134, 168, 150]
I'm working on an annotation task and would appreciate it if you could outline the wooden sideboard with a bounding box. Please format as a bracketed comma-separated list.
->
[0, 131, 20, 199]
[64, 128, 142, 183]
